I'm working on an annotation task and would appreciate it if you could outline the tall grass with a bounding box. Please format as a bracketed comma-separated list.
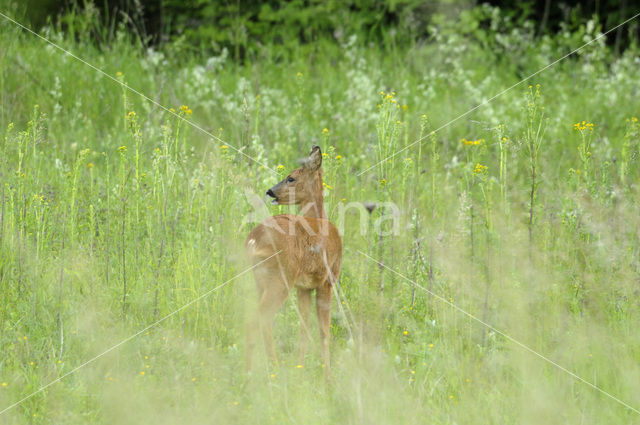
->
[1, 7, 640, 424]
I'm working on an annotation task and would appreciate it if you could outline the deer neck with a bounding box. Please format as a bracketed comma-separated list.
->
[299, 173, 326, 219]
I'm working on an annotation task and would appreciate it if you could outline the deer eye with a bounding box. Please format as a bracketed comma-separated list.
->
[287, 177, 295, 183]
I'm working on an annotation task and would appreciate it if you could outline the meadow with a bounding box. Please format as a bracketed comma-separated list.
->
[1, 5, 640, 424]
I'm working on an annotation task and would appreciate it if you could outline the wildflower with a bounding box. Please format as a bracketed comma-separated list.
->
[386, 94, 393, 100]
[30, 362, 34, 366]
[449, 395, 454, 400]
[473, 163, 488, 175]
[391, 99, 396, 104]
[191, 377, 196, 382]
[180, 105, 189, 113]
[573, 121, 594, 131]
[341, 198, 346, 202]
[116, 71, 123, 78]
[632, 117, 638, 123]
[233, 401, 239, 406]
[127, 111, 136, 119]
[335, 155, 342, 160]
[270, 373, 275, 379]
[465, 378, 470, 383]
[403, 330, 408, 336]
[140, 371, 145, 376]
[23, 336, 27, 340]
[322, 128, 329, 134]
[380, 91, 385, 96]
[296, 72, 303, 78]
[169, 107, 176, 113]
[296, 364, 303, 369]
[57, 360, 62, 364]
[220, 145, 228, 150]
[277, 164, 285, 171]
[396, 120, 402, 125]
[380, 178, 387, 187]
[87, 162, 94, 169]
[118, 145, 127, 153]
[322, 152, 329, 158]
[462, 138, 483, 146]
[411, 370, 415, 375]
[402, 104, 408, 111]
[429, 343, 434, 348]
[1, 383, 6, 387]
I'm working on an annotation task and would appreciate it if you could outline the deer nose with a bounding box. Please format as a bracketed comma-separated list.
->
[266, 189, 276, 198]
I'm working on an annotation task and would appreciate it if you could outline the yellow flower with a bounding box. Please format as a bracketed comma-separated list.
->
[233, 401, 239, 406]
[296, 364, 303, 369]
[116, 71, 123, 78]
[322, 128, 329, 134]
[270, 373, 275, 379]
[23, 336, 27, 340]
[180, 105, 189, 113]
[322, 152, 329, 158]
[87, 162, 94, 169]
[169, 107, 176, 113]
[296, 72, 303, 78]
[140, 371, 145, 376]
[127, 111, 136, 119]
[220, 145, 228, 150]
[403, 330, 408, 336]
[380, 178, 387, 187]
[449, 395, 454, 400]
[474, 163, 488, 175]
[411, 370, 415, 375]
[277, 164, 285, 171]
[335, 155, 342, 160]
[429, 343, 434, 348]
[573, 121, 594, 131]
[118, 145, 127, 153]
[1, 382, 6, 387]
[402, 104, 408, 110]
[191, 377, 196, 382]
[632, 117, 638, 123]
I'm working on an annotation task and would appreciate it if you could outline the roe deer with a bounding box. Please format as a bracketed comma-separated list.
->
[245, 146, 342, 377]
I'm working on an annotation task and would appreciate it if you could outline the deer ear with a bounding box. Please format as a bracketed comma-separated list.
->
[305, 145, 322, 171]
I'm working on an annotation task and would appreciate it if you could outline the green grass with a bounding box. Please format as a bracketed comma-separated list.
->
[1, 7, 640, 424]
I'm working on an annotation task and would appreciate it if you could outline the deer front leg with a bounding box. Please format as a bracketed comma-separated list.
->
[316, 283, 332, 378]
[297, 288, 312, 366]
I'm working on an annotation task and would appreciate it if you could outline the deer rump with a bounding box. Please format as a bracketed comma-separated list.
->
[246, 214, 342, 289]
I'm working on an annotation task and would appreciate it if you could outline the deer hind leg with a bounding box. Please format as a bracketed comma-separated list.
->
[316, 283, 332, 378]
[258, 280, 290, 365]
[297, 288, 312, 366]
[246, 269, 290, 372]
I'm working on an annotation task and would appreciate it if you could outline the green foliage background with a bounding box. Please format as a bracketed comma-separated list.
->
[0, 1, 639, 424]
